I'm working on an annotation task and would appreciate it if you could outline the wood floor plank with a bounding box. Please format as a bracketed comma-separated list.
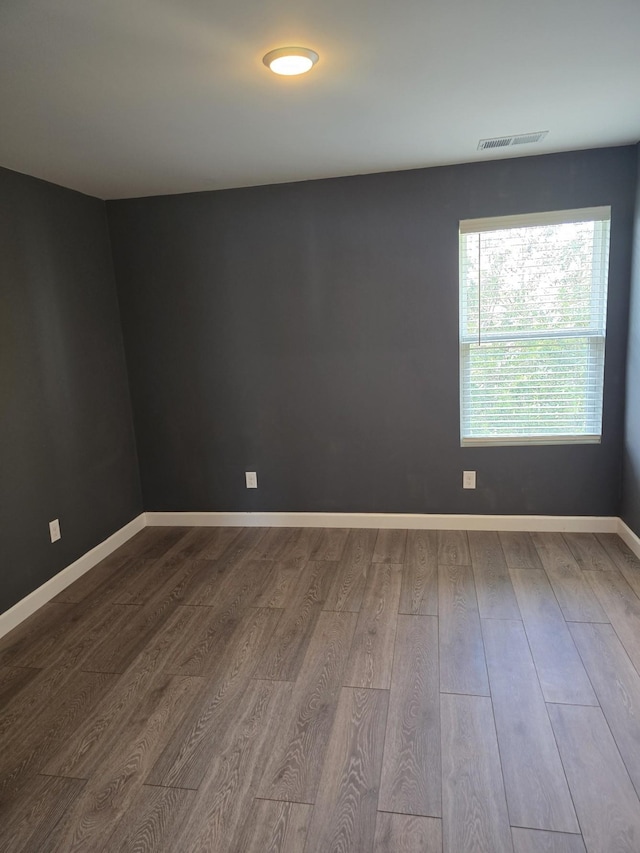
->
[4, 600, 135, 671]
[42, 605, 140, 672]
[373, 528, 408, 563]
[569, 621, 640, 797]
[254, 560, 303, 608]
[57, 530, 220, 611]
[304, 687, 388, 853]
[548, 703, 640, 853]
[52, 553, 151, 605]
[530, 533, 608, 622]
[254, 561, 334, 681]
[254, 527, 321, 565]
[40, 674, 204, 853]
[499, 532, 543, 569]
[109, 527, 158, 559]
[177, 529, 266, 601]
[438, 563, 489, 696]
[194, 527, 242, 558]
[93, 560, 262, 674]
[563, 532, 617, 571]
[178, 679, 293, 853]
[469, 531, 520, 619]
[205, 525, 268, 567]
[0, 669, 115, 802]
[105, 785, 197, 853]
[42, 664, 158, 778]
[344, 562, 402, 689]
[379, 614, 441, 817]
[122, 605, 208, 677]
[374, 813, 442, 853]
[400, 529, 438, 615]
[273, 526, 322, 563]
[111, 531, 220, 605]
[147, 607, 281, 789]
[179, 558, 236, 606]
[48, 670, 202, 789]
[482, 618, 578, 833]
[81, 564, 203, 674]
[120, 526, 192, 560]
[0, 602, 74, 666]
[584, 569, 640, 673]
[252, 527, 296, 560]
[195, 526, 242, 560]
[0, 774, 86, 853]
[599, 536, 640, 569]
[82, 548, 227, 675]
[111, 557, 184, 606]
[43, 606, 208, 779]
[437, 530, 470, 565]
[441, 692, 513, 853]
[199, 605, 283, 685]
[509, 569, 597, 705]
[166, 570, 277, 677]
[0, 664, 98, 742]
[182, 556, 271, 609]
[511, 828, 586, 853]
[49, 530, 213, 610]
[310, 527, 350, 562]
[232, 799, 312, 853]
[257, 610, 358, 803]
[597, 534, 640, 599]
[0, 665, 40, 709]
[323, 528, 378, 612]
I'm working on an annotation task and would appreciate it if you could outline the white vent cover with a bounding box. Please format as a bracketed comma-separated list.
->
[477, 131, 548, 151]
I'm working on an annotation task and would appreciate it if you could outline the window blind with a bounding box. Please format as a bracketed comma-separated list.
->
[459, 207, 611, 445]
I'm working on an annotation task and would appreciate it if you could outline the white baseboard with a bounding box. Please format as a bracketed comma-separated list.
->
[617, 518, 640, 560]
[0, 514, 146, 641]
[145, 511, 620, 534]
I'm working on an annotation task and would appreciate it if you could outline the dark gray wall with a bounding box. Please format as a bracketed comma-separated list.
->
[1, 167, 142, 613]
[108, 147, 636, 516]
[622, 144, 640, 536]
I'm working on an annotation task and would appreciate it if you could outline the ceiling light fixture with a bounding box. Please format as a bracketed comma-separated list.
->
[263, 47, 319, 76]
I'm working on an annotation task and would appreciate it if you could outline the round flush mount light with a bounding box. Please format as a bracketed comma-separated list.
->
[263, 47, 319, 76]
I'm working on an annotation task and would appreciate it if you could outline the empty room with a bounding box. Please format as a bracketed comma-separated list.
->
[2, 1, 640, 851]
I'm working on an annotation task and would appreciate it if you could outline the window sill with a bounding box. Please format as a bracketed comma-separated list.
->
[461, 435, 602, 448]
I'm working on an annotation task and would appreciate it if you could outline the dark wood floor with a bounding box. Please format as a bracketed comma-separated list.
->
[1, 525, 640, 852]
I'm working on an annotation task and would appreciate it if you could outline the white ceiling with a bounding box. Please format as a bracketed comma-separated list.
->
[1, 0, 639, 200]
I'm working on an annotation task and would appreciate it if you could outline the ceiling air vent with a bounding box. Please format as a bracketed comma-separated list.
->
[477, 131, 548, 151]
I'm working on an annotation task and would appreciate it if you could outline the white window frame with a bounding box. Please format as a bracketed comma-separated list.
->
[459, 206, 611, 447]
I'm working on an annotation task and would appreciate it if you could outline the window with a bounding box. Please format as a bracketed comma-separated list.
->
[459, 207, 611, 446]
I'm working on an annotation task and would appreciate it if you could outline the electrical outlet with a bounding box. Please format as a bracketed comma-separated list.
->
[463, 470, 476, 489]
[49, 518, 61, 542]
[245, 471, 258, 489]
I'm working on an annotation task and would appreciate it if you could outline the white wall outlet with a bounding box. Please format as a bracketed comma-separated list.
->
[49, 518, 61, 542]
[463, 470, 476, 489]
[245, 471, 258, 489]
